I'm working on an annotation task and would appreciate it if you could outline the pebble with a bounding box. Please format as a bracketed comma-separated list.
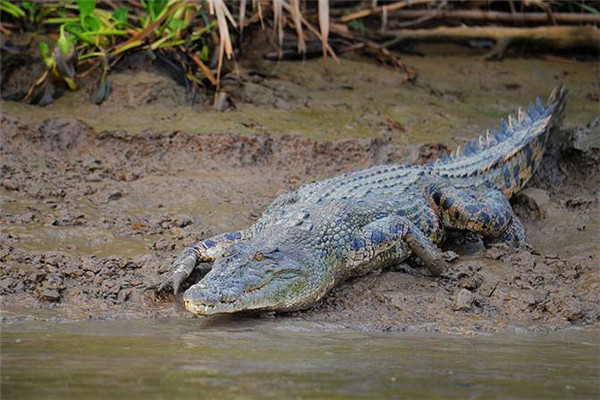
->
[107, 191, 123, 201]
[39, 288, 61, 302]
[454, 288, 474, 311]
[42, 214, 57, 227]
[3, 179, 18, 191]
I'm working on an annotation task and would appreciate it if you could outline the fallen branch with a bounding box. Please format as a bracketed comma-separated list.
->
[382, 25, 600, 59]
[377, 9, 600, 25]
[340, 0, 435, 23]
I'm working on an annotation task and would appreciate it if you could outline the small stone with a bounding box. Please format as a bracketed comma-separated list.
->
[0, 278, 16, 293]
[170, 227, 184, 238]
[151, 238, 175, 251]
[39, 288, 61, 302]
[454, 288, 474, 311]
[485, 243, 508, 260]
[443, 251, 460, 262]
[107, 191, 123, 201]
[85, 172, 102, 182]
[117, 288, 132, 303]
[42, 214, 57, 227]
[3, 179, 18, 191]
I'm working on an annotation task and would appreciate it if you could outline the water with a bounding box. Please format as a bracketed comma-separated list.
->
[2, 318, 598, 399]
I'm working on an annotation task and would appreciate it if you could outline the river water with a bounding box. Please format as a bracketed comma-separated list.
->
[2, 318, 598, 399]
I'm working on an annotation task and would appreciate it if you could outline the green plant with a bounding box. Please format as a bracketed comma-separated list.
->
[10, 0, 217, 105]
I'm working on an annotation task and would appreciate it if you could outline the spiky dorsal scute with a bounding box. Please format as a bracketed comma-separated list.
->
[437, 87, 562, 164]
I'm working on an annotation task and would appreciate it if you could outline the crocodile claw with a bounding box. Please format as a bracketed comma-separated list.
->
[144, 254, 198, 295]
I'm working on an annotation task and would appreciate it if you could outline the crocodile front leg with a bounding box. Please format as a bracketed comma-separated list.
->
[146, 229, 252, 294]
[347, 215, 447, 277]
[429, 184, 528, 245]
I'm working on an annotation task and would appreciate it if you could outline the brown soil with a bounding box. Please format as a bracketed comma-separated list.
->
[1, 43, 598, 333]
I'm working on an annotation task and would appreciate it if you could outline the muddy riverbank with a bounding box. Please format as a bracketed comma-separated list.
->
[1, 46, 598, 333]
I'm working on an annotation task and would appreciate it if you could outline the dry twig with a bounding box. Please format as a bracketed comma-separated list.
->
[340, 0, 435, 23]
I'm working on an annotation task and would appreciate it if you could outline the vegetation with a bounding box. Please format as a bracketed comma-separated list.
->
[0, 0, 598, 107]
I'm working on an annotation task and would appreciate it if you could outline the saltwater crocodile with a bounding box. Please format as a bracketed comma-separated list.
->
[148, 86, 568, 316]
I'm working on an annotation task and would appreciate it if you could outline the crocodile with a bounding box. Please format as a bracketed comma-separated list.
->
[148, 85, 568, 316]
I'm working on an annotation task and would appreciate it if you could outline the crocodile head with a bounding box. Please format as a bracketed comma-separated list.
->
[183, 242, 334, 315]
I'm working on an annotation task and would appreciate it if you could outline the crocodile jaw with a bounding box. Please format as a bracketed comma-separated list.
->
[182, 276, 310, 316]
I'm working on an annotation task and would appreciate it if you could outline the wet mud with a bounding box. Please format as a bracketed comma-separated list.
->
[1, 47, 598, 333]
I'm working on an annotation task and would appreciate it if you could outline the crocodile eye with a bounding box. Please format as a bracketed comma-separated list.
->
[254, 252, 264, 262]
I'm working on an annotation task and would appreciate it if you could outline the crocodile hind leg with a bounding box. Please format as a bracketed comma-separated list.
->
[429, 184, 528, 245]
[347, 215, 447, 276]
[146, 229, 252, 294]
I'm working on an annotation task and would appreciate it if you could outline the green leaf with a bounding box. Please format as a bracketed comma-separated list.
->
[21, 2, 35, 11]
[169, 18, 187, 31]
[65, 23, 83, 35]
[38, 42, 53, 68]
[82, 14, 101, 31]
[0, 1, 26, 18]
[200, 45, 209, 61]
[148, 0, 168, 20]
[58, 25, 73, 55]
[576, 2, 599, 14]
[77, 0, 96, 19]
[112, 7, 127, 24]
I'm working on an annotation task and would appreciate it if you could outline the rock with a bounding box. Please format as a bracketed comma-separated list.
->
[81, 256, 101, 273]
[460, 273, 484, 290]
[107, 191, 123, 201]
[454, 288, 474, 311]
[170, 227, 184, 239]
[3, 179, 19, 191]
[175, 216, 193, 228]
[0, 278, 17, 293]
[443, 251, 460, 262]
[42, 214, 57, 227]
[151, 238, 175, 251]
[38, 288, 61, 301]
[485, 243, 508, 260]
[117, 288, 132, 303]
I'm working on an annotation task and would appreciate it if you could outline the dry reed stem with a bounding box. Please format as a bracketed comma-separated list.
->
[273, 0, 284, 50]
[111, 3, 179, 55]
[239, 0, 247, 33]
[279, 1, 338, 61]
[253, 0, 265, 29]
[318, 0, 329, 61]
[186, 48, 218, 86]
[290, 0, 306, 53]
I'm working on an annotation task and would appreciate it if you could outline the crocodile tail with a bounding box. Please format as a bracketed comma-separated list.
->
[432, 85, 568, 197]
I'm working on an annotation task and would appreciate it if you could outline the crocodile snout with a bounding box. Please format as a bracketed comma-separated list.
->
[183, 283, 242, 315]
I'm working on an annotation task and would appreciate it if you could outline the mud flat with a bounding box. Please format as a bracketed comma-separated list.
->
[1, 49, 598, 333]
